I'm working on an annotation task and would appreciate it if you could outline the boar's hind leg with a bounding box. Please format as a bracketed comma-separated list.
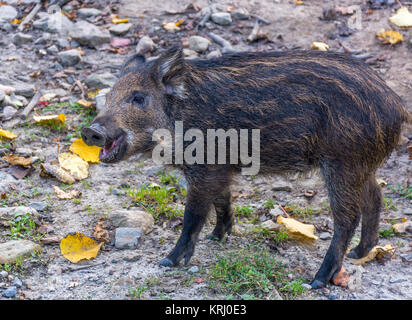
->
[207, 188, 234, 241]
[347, 174, 382, 259]
[312, 160, 364, 289]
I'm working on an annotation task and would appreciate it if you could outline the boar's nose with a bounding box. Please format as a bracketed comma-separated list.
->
[81, 123, 107, 147]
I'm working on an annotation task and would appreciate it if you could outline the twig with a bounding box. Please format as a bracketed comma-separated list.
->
[250, 14, 271, 25]
[19, 90, 42, 120]
[197, 12, 211, 28]
[74, 80, 87, 100]
[247, 20, 260, 43]
[278, 204, 290, 218]
[18, 3, 42, 32]
[208, 32, 232, 48]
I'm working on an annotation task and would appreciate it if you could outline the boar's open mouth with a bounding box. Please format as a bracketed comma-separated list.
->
[100, 132, 127, 163]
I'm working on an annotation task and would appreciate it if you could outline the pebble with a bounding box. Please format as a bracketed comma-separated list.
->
[206, 50, 222, 59]
[319, 232, 332, 240]
[58, 49, 82, 66]
[46, 45, 59, 55]
[13, 277, 22, 288]
[33, 12, 74, 35]
[269, 207, 283, 217]
[189, 36, 210, 53]
[0, 5, 17, 24]
[85, 73, 117, 89]
[0, 89, 5, 103]
[328, 293, 338, 300]
[3, 286, 16, 298]
[12, 33, 33, 45]
[95, 88, 110, 113]
[301, 283, 312, 290]
[260, 219, 280, 231]
[29, 201, 47, 212]
[231, 8, 250, 20]
[0, 240, 41, 264]
[109, 23, 133, 36]
[211, 12, 232, 25]
[115, 228, 142, 250]
[2, 106, 18, 120]
[69, 20, 111, 48]
[188, 266, 199, 273]
[136, 36, 155, 54]
[0, 271, 8, 278]
[108, 209, 154, 234]
[77, 8, 102, 18]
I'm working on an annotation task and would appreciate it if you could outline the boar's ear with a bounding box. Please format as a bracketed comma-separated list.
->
[152, 46, 186, 98]
[119, 54, 146, 77]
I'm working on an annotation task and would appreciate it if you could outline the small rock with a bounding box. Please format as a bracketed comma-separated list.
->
[268, 207, 283, 217]
[33, 12, 74, 35]
[189, 36, 210, 53]
[231, 8, 250, 20]
[302, 283, 312, 290]
[56, 38, 70, 48]
[29, 202, 47, 212]
[95, 88, 110, 113]
[12, 33, 33, 45]
[0, 206, 39, 226]
[77, 8, 102, 18]
[206, 50, 222, 59]
[0, 5, 17, 24]
[2, 106, 18, 120]
[211, 12, 232, 25]
[183, 48, 199, 59]
[69, 20, 111, 48]
[271, 183, 292, 192]
[260, 219, 280, 231]
[389, 277, 407, 284]
[85, 73, 117, 89]
[400, 253, 412, 262]
[188, 266, 199, 273]
[58, 49, 82, 66]
[108, 209, 154, 234]
[0, 271, 8, 278]
[328, 293, 338, 300]
[0, 240, 41, 264]
[109, 23, 133, 36]
[3, 286, 17, 298]
[0, 90, 5, 103]
[136, 36, 155, 54]
[319, 232, 332, 240]
[115, 228, 142, 249]
[46, 45, 59, 54]
[13, 277, 22, 288]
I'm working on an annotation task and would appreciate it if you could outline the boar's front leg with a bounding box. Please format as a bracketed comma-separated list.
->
[159, 168, 232, 267]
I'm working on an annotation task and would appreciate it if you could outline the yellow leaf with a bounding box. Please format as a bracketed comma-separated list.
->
[40, 162, 76, 184]
[376, 29, 403, 45]
[3, 155, 32, 167]
[389, 7, 412, 28]
[33, 114, 66, 123]
[76, 99, 94, 108]
[87, 89, 101, 99]
[349, 244, 395, 265]
[163, 22, 180, 31]
[58, 152, 89, 180]
[112, 18, 129, 24]
[10, 18, 21, 24]
[0, 129, 17, 139]
[53, 186, 81, 200]
[311, 42, 329, 51]
[60, 232, 103, 263]
[277, 215, 318, 241]
[295, 0, 304, 5]
[69, 138, 101, 164]
[40, 93, 58, 101]
[175, 18, 183, 27]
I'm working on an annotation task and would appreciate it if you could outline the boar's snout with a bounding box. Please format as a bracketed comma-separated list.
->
[81, 123, 107, 147]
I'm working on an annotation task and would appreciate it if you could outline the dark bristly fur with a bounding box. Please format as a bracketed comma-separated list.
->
[82, 47, 411, 289]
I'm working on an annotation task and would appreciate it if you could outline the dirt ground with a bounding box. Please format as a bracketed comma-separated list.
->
[0, 0, 411, 300]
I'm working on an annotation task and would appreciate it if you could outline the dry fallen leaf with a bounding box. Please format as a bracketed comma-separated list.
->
[163, 21, 181, 31]
[58, 152, 89, 180]
[60, 232, 103, 263]
[0, 129, 17, 139]
[277, 215, 318, 241]
[389, 7, 412, 28]
[93, 219, 110, 243]
[376, 29, 403, 45]
[349, 244, 395, 265]
[33, 114, 66, 124]
[40, 93, 58, 102]
[112, 18, 129, 24]
[376, 178, 387, 186]
[76, 99, 94, 108]
[40, 162, 76, 184]
[69, 138, 101, 164]
[311, 42, 329, 51]
[392, 221, 412, 234]
[3, 155, 32, 167]
[53, 186, 81, 200]
[87, 89, 101, 99]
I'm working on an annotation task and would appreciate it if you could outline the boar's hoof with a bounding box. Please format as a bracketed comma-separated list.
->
[311, 279, 326, 289]
[206, 233, 223, 241]
[159, 257, 175, 267]
[346, 249, 362, 259]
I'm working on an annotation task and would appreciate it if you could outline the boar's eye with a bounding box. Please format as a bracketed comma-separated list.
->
[128, 92, 147, 108]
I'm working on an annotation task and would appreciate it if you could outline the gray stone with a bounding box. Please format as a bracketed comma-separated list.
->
[206, 50, 221, 59]
[0, 77, 35, 98]
[108, 209, 154, 234]
[33, 12, 74, 35]
[260, 219, 280, 231]
[12, 33, 33, 45]
[183, 48, 199, 59]
[189, 36, 210, 53]
[0, 271, 8, 278]
[319, 232, 332, 240]
[400, 253, 412, 262]
[2, 106, 18, 120]
[0, 5, 17, 24]
[115, 228, 142, 249]
[95, 88, 110, 113]
[271, 183, 292, 192]
[57, 38, 70, 48]
[109, 23, 133, 36]
[77, 8, 102, 18]
[136, 36, 155, 54]
[46, 45, 59, 54]
[85, 73, 117, 89]
[211, 12, 232, 25]
[188, 266, 199, 273]
[70, 20, 111, 48]
[302, 283, 312, 290]
[0, 240, 41, 264]
[13, 277, 22, 288]
[29, 201, 47, 212]
[231, 8, 250, 20]
[0, 206, 39, 227]
[0, 89, 5, 103]
[3, 286, 16, 298]
[58, 49, 82, 66]
[269, 206, 283, 217]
